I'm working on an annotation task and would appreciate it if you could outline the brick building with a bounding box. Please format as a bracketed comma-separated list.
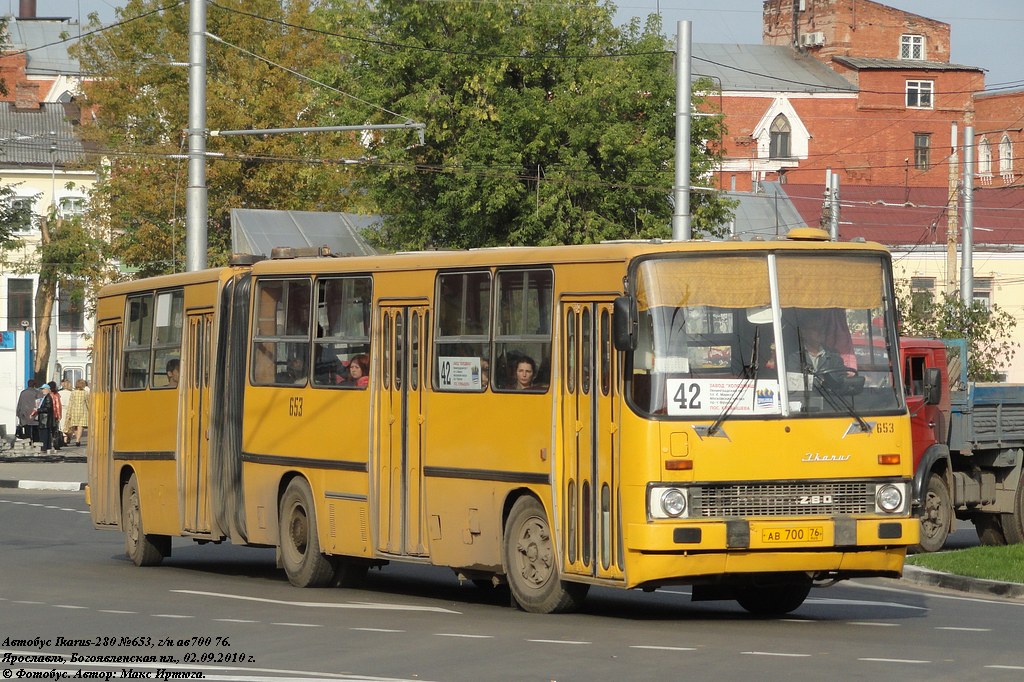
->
[701, 0, 985, 192]
[973, 88, 1023, 188]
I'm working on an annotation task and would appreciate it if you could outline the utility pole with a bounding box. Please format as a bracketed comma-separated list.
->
[186, 0, 208, 272]
[961, 125, 975, 305]
[672, 20, 692, 241]
[946, 121, 959, 295]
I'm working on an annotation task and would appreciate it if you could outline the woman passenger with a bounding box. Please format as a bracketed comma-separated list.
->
[348, 354, 369, 388]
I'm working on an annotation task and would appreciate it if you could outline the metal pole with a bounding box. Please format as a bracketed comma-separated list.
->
[961, 125, 974, 305]
[672, 20, 692, 241]
[946, 121, 959, 295]
[185, 0, 208, 271]
[829, 172, 840, 240]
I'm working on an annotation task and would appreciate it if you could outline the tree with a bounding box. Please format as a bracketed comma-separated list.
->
[0, 184, 27, 247]
[72, 0, 367, 276]
[898, 283, 1018, 382]
[316, 0, 734, 250]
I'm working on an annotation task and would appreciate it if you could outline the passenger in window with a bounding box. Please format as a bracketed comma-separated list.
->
[514, 356, 537, 390]
[348, 354, 369, 388]
[166, 358, 181, 388]
[480, 359, 490, 389]
[278, 355, 307, 384]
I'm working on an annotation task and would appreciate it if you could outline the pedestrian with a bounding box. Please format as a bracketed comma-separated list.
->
[65, 379, 90, 447]
[34, 384, 55, 453]
[47, 381, 64, 450]
[58, 378, 73, 442]
[16, 379, 42, 442]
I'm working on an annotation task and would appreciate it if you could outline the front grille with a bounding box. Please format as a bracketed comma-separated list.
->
[695, 481, 873, 517]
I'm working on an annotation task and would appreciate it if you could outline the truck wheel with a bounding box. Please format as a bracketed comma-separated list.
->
[912, 473, 952, 553]
[279, 478, 336, 587]
[973, 515, 1007, 546]
[1000, 484, 1024, 545]
[503, 496, 588, 614]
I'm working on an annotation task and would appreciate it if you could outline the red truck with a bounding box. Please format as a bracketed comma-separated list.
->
[902, 338, 1024, 551]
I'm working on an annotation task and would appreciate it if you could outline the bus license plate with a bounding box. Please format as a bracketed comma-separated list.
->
[761, 526, 823, 544]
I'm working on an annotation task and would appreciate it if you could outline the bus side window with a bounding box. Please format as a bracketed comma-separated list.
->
[434, 270, 491, 392]
[251, 278, 312, 386]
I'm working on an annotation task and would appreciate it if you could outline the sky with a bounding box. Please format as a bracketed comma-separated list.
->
[19, 0, 1024, 88]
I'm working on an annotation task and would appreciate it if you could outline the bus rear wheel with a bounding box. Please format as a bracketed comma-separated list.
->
[122, 473, 169, 566]
[736, 576, 812, 616]
[279, 478, 335, 588]
[503, 496, 588, 614]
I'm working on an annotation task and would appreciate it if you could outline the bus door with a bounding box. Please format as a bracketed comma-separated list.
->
[89, 322, 120, 527]
[376, 302, 429, 557]
[560, 300, 621, 580]
[182, 310, 213, 533]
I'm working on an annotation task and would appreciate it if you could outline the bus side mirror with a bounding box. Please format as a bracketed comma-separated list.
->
[923, 367, 943, 405]
[612, 296, 637, 351]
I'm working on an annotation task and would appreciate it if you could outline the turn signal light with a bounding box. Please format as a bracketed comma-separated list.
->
[665, 460, 693, 471]
[877, 454, 901, 465]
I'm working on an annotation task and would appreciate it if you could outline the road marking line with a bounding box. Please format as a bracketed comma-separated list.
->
[173, 589, 460, 614]
[152, 614, 194, 618]
[52, 605, 88, 609]
[350, 627, 404, 633]
[12, 601, 43, 604]
[527, 639, 590, 645]
[805, 596, 926, 611]
[436, 633, 494, 639]
[630, 645, 697, 651]
[848, 621, 900, 627]
[855, 581, 1024, 607]
[742, 651, 810, 657]
[936, 626, 991, 632]
[859, 657, 930, 664]
[271, 622, 321, 627]
[987, 665, 1024, 670]
[213, 618, 259, 623]
[98, 609, 135, 614]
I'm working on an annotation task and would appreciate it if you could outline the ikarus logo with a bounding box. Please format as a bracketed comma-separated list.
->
[802, 452, 851, 462]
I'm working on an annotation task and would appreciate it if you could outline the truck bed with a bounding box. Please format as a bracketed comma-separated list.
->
[949, 383, 1024, 453]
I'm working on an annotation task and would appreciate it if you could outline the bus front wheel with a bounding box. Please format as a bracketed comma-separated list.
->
[122, 473, 169, 566]
[736, 575, 812, 616]
[503, 496, 588, 614]
[279, 478, 335, 588]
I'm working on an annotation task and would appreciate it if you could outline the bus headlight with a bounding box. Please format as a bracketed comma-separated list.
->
[875, 483, 905, 513]
[661, 489, 687, 517]
[649, 487, 690, 519]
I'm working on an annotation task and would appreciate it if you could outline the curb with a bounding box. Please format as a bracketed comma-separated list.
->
[0, 479, 86, 491]
[901, 564, 1024, 600]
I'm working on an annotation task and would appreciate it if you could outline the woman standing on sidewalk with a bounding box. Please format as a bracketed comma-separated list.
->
[65, 380, 90, 447]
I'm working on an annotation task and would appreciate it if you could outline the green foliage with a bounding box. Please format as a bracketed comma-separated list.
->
[907, 543, 1024, 584]
[897, 282, 1018, 382]
[0, 184, 26, 247]
[316, 0, 734, 250]
[72, 0, 366, 276]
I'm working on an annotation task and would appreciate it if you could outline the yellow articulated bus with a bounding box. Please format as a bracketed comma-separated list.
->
[88, 228, 917, 615]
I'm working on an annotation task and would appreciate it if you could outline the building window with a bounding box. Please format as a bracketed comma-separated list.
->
[58, 196, 87, 219]
[6, 279, 33, 331]
[900, 34, 925, 60]
[973, 277, 992, 310]
[978, 138, 992, 176]
[999, 135, 1013, 179]
[914, 133, 931, 171]
[906, 80, 933, 108]
[58, 285, 85, 332]
[909, 276, 935, 316]
[769, 114, 792, 159]
[11, 196, 35, 232]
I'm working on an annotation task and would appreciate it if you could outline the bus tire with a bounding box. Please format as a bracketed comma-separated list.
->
[279, 478, 335, 588]
[912, 472, 952, 553]
[122, 473, 169, 567]
[1000, 484, 1024, 545]
[736, 576, 812, 616]
[973, 514, 1007, 546]
[503, 496, 588, 614]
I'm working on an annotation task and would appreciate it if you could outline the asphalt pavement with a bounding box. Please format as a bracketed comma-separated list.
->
[2, 441, 1023, 602]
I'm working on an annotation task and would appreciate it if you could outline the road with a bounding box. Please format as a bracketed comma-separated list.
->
[2, 489, 1024, 681]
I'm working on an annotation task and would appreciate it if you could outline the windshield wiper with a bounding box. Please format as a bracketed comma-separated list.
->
[806, 366, 872, 433]
[707, 328, 760, 436]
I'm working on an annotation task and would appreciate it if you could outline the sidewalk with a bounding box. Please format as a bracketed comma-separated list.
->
[0, 438, 88, 491]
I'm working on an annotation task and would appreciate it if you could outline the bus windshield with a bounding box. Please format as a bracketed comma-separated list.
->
[627, 252, 902, 419]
